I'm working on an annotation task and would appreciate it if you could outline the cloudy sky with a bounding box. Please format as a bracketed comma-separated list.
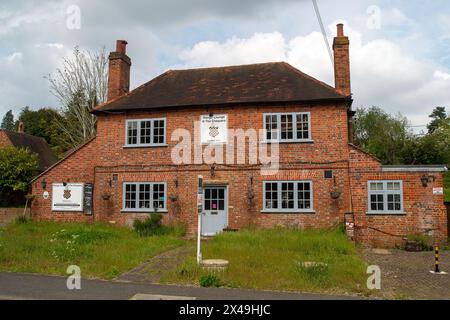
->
[1, 0, 450, 130]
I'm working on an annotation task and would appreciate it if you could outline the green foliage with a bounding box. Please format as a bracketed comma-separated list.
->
[353, 107, 412, 165]
[295, 263, 330, 286]
[428, 107, 448, 134]
[1, 110, 15, 131]
[15, 216, 30, 225]
[407, 234, 434, 251]
[0, 147, 38, 192]
[132, 214, 186, 238]
[17, 107, 67, 156]
[199, 274, 222, 288]
[133, 214, 164, 237]
[0, 221, 184, 279]
[354, 106, 450, 167]
[444, 171, 450, 202]
[163, 228, 368, 294]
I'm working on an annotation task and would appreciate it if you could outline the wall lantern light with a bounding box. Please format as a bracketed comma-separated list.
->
[421, 175, 436, 188]
[41, 179, 47, 190]
[210, 165, 216, 177]
[421, 175, 429, 187]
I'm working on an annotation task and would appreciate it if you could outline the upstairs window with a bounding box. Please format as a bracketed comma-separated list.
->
[264, 113, 311, 142]
[125, 119, 166, 147]
[368, 181, 404, 214]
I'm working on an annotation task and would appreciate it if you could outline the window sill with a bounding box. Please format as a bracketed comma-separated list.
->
[261, 210, 316, 215]
[123, 144, 168, 149]
[262, 140, 315, 145]
[122, 210, 168, 214]
[366, 212, 406, 216]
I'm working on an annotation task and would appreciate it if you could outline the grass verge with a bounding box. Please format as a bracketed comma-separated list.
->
[0, 221, 185, 279]
[161, 227, 368, 295]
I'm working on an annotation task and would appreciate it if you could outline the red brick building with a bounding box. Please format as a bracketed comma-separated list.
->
[31, 25, 448, 247]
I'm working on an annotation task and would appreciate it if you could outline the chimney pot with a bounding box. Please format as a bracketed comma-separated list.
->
[116, 40, 128, 54]
[337, 23, 344, 37]
[18, 121, 25, 134]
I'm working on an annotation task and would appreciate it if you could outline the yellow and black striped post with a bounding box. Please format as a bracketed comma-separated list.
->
[435, 246, 440, 274]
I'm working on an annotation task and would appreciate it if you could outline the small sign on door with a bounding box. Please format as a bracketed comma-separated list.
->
[433, 188, 444, 195]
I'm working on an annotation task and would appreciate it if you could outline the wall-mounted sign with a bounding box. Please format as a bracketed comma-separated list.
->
[84, 184, 94, 216]
[52, 183, 84, 212]
[433, 188, 444, 195]
[43, 191, 49, 200]
[201, 114, 228, 145]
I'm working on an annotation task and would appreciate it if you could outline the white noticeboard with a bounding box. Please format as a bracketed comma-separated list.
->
[201, 114, 228, 145]
[433, 188, 444, 195]
[52, 183, 84, 212]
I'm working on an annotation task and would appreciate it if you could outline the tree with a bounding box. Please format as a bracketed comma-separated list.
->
[1, 110, 15, 131]
[0, 147, 38, 192]
[48, 46, 108, 149]
[17, 107, 67, 156]
[353, 107, 413, 165]
[427, 107, 448, 134]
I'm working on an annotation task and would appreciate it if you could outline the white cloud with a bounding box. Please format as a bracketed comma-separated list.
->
[4, 52, 23, 63]
[434, 70, 450, 81]
[175, 23, 450, 126]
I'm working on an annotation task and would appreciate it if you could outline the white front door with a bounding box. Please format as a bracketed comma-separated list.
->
[202, 186, 228, 236]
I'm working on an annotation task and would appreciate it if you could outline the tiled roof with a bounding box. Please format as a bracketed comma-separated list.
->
[95, 62, 349, 113]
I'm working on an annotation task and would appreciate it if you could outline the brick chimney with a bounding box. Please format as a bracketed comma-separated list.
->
[18, 121, 25, 134]
[333, 24, 351, 97]
[107, 40, 131, 102]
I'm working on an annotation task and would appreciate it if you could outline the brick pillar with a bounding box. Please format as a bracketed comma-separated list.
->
[107, 40, 131, 102]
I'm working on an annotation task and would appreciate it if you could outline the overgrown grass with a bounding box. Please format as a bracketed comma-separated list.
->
[444, 171, 450, 202]
[0, 221, 185, 279]
[161, 228, 368, 295]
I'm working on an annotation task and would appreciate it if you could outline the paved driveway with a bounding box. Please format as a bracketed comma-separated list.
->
[364, 249, 450, 300]
[0, 272, 361, 300]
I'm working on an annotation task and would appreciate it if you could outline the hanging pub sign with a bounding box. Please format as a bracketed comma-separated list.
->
[84, 184, 94, 216]
[52, 183, 84, 212]
[201, 114, 228, 145]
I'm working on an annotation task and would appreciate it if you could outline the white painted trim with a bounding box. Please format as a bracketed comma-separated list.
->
[263, 112, 312, 143]
[263, 180, 314, 213]
[122, 182, 167, 212]
[125, 118, 167, 147]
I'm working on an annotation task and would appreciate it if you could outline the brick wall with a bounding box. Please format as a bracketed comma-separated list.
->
[349, 145, 448, 247]
[0, 208, 30, 225]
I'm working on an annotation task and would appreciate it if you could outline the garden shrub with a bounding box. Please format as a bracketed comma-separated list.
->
[199, 274, 222, 288]
[407, 234, 434, 251]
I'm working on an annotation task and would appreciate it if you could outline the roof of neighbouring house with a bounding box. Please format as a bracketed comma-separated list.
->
[94, 62, 350, 113]
[0, 130, 59, 172]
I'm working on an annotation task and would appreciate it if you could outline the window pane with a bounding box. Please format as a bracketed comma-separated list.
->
[139, 184, 151, 209]
[370, 193, 384, 211]
[266, 115, 278, 140]
[281, 183, 295, 209]
[153, 120, 165, 144]
[265, 183, 278, 209]
[298, 182, 312, 209]
[127, 122, 138, 145]
[296, 114, 310, 140]
[281, 115, 294, 140]
[140, 121, 152, 144]
[125, 184, 137, 209]
[152, 184, 165, 209]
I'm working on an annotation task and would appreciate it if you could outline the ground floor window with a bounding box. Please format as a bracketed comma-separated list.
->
[263, 181, 313, 212]
[368, 181, 403, 214]
[123, 182, 167, 212]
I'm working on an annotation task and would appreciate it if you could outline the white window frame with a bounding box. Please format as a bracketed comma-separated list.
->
[125, 118, 167, 147]
[262, 181, 314, 213]
[263, 112, 312, 143]
[367, 180, 404, 215]
[122, 182, 167, 213]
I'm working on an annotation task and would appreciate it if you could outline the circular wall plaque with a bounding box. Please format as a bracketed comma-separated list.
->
[43, 191, 49, 200]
